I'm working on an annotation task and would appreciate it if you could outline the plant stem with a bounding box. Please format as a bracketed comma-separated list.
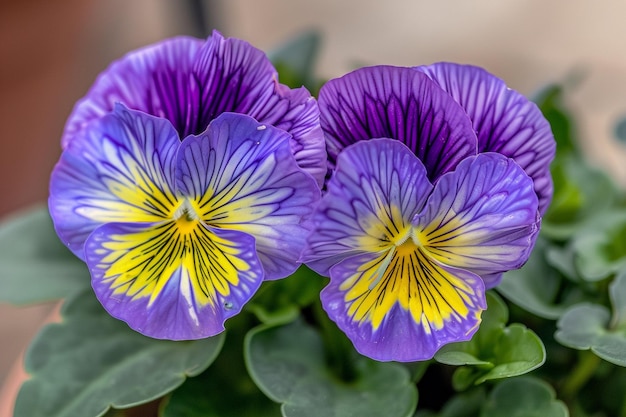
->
[561, 351, 601, 399]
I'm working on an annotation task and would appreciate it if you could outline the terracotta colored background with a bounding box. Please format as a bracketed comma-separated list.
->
[1, 0, 626, 389]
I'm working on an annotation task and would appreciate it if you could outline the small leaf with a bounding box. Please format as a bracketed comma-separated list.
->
[435, 292, 546, 386]
[245, 319, 418, 417]
[498, 238, 584, 319]
[572, 212, 626, 281]
[555, 273, 626, 366]
[480, 377, 569, 417]
[0, 206, 90, 305]
[15, 289, 224, 417]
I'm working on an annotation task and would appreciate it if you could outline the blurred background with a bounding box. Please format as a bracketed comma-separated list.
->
[2, 0, 626, 386]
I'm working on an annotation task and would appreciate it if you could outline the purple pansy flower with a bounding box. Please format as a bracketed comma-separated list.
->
[304, 64, 551, 361]
[302, 139, 539, 362]
[50, 105, 320, 339]
[62, 30, 326, 187]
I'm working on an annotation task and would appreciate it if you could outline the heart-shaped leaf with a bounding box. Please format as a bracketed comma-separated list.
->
[435, 292, 546, 388]
[245, 319, 418, 417]
[0, 206, 90, 305]
[161, 314, 280, 417]
[480, 377, 568, 417]
[555, 269, 626, 366]
[15, 289, 224, 417]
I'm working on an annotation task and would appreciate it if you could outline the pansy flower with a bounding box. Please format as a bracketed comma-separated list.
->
[302, 139, 539, 361]
[304, 65, 550, 361]
[50, 105, 320, 340]
[62, 30, 326, 187]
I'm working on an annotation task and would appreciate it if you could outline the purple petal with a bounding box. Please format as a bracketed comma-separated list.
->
[302, 139, 432, 275]
[63, 31, 326, 186]
[318, 65, 478, 181]
[62, 37, 203, 148]
[49, 104, 179, 258]
[178, 112, 321, 280]
[414, 152, 540, 287]
[190, 31, 326, 186]
[415, 63, 556, 214]
[85, 221, 263, 339]
[322, 251, 486, 362]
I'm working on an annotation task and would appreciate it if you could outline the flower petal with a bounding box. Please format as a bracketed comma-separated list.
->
[177, 113, 320, 280]
[62, 37, 203, 147]
[302, 139, 432, 275]
[85, 221, 263, 339]
[190, 31, 326, 186]
[318, 65, 478, 181]
[49, 104, 179, 258]
[414, 152, 540, 286]
[322, 250, 485, 362]
[415, 63, 556, 214]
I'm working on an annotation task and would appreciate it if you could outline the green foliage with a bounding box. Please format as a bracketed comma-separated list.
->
[268, 31, 323, 93]
[246, 265, 326, 326]
[160, 314, 281, 417]
[533, 85, 578, 157]
[542, 155, 619, 240]
[498, 238, 584, 319]
[14, 289, 224, 417]
[480, 377, 569, 417]
[435, 292, 545, 390]
[0, 206, 90, 304]
[245, 319, 418, 417]
[555, 270, 626, 366]
[571, 212, 626, 281]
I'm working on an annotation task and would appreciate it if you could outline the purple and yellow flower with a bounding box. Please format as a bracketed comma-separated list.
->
[304, 65, 550, 361]
[302, 139, 539, 362]
[50, 105, 320, 340]
[62, 30, 326, 187]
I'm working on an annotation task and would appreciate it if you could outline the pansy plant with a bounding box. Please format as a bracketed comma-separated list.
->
[303, 65, 551, 361]
[49, 32, 325, 340]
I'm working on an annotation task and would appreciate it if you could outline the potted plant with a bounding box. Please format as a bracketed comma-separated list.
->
[1, 30, 625, 417]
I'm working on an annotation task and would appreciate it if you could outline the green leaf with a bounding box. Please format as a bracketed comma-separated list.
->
[245, 319, 418, 417]
[15, 289, 224, 417]
[571, 212, 626, 281]
[161, 314, 280, 417]
[498, 238, 584, 319]
[246, 265, 326, 326]
[0, 206, 90, 305]
[533, 84, 578, 157]
[268, 31, 321, 92]
[435, 292, 546, 387]
[480, 377, 569, 417]
[555, 270, 626, 366]
[542, 155, 618, 240]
